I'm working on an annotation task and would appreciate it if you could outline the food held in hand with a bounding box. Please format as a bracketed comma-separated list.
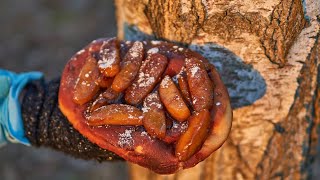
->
[142, 92, 166, 139]
[59, 38, 232, 174]
[159, 75, 191, 122]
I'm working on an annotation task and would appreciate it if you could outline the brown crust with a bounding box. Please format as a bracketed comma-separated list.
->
[58, 38, 232, 174]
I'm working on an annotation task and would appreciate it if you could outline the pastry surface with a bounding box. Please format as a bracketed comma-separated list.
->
[59, 38, 232, 174]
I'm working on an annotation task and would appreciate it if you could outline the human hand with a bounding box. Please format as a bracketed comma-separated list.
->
[0, 69, 43, 147]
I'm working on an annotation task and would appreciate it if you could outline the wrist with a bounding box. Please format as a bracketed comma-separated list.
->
[0, 69, 43, 146]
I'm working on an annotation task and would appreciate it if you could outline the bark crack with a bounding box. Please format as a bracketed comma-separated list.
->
[255, 31, 319, 179]
[261, 0, 306, 67]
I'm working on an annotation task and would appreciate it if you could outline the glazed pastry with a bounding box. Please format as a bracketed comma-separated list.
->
[58, 38, 232, 174]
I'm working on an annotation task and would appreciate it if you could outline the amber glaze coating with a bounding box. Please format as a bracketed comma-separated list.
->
[59, 38, 232, 174]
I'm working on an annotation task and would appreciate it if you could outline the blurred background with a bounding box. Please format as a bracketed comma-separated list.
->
[0, 0, 129, 179]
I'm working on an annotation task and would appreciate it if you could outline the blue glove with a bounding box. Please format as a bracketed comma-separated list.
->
[0, 69, 43, 147]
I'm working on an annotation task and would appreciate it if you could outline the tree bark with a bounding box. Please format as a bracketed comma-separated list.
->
[115, 0, 320, 179]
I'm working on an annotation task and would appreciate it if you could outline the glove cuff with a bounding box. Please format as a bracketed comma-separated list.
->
[0, 69, 43, 147]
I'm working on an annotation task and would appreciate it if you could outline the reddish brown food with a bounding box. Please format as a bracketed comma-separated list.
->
[177, 71, 192, 106]
[102, 88, 121, 102]
[87, 104, 143, 126]
[186, 57, 214, 111]
[97, 75, 113, 88]
[142, 92, 166, 139]
[59, 38, 232, 174]
[89, 94, 108, 112]
[72, 56, 100, 105]
[175, 109, 211, 161]
[97, 38, 121, 77]
[159, 76, 191, 121]
[89, 87, 123, 112]
[125, 53, 168, 105]
[164, 58, 185, 77]
[166, 114, 173, 129]
[163, 119, 188, 144]
[112, 41, 144, 92]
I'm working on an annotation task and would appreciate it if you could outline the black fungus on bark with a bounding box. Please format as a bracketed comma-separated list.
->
[21, 78, 122, 161]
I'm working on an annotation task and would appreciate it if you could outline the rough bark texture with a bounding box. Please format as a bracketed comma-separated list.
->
[144, 0, 205, 44]
[115, 0, 320, 179]
[116, 0, 306, 66]
[255, 31, 319, 180]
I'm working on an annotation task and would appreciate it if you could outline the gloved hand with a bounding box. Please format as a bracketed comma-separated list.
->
[0, 69, 120, 161]
[0, 69, 43, 147]
[21, 78, 121, 161]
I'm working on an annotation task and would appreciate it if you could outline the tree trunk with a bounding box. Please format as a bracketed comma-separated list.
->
[115, 0, 320, 179]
